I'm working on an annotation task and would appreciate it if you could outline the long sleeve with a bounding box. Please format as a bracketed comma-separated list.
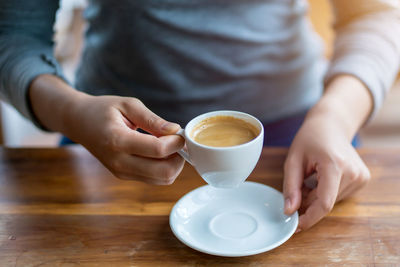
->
[325, 0, 400, 118]
[0, 0, 65, 128]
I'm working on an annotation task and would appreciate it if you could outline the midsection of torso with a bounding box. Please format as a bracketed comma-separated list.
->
[76, 0, 324, 125]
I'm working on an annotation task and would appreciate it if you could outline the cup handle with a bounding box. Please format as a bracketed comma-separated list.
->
[176, 129, 194, 166]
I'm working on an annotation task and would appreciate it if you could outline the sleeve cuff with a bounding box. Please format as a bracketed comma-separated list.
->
[325, 53, 386, 120]
[6, 50, 68, 131]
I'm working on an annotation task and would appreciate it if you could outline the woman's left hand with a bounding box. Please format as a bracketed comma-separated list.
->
[283, 112, 370, 232]
[283, 74, 374, 232]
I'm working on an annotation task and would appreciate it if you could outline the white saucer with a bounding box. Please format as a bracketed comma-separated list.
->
[170, 181, 298, 257]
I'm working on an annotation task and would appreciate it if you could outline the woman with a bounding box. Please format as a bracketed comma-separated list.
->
[1, 0, 399, 232]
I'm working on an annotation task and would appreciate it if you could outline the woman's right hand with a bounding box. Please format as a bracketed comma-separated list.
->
[29, 74, 185, 185]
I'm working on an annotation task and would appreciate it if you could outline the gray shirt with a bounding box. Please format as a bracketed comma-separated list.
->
[1, 0, 399, 128]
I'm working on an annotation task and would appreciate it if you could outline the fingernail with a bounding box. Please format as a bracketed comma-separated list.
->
[295, 228, 302, 234]
[162, 122, 180, 134]
[285, 198, 291, 213]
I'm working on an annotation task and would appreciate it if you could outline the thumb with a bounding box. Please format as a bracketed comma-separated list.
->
[283, 154, 304, 215]
[122, 98, 180, 136]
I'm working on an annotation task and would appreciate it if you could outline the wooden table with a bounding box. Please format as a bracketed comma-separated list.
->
[0, 147, 399, 266]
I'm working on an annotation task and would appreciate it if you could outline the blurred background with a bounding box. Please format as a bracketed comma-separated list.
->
[0, 0, 399, 147]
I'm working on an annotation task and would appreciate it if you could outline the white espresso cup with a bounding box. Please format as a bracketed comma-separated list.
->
[177, 110, 264, 188]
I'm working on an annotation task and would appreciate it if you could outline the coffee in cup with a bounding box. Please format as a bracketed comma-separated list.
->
[191, 116, 260, 147]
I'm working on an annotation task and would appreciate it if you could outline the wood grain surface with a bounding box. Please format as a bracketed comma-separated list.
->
[0, 147, 399, 266]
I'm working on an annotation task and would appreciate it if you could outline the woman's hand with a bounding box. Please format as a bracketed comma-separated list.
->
[29, 74, 185, 185]
[283, 113, 370, 231]
[67, 95, 185, 184]
[283, 74, 374, 231]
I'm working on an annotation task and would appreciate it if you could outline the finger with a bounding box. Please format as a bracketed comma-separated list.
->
[114, 130, 184, 158]
[117, 173, 176, 185]
[301, 185, 312, 200]
[298, 187, 314, 215]
[117, 172, 184, 185]
[298, 174, 318, 211]
[308, 164, 368, 205]
[298, 163, 341, 231]
[337, 156, 370, 202]
[283, 153, 304, 215]
[301, 188, 317, 211]
[336, 167, 369, 202]
[122, 115, 137, 130]
[336, 184, 357, 202]
[108, 153, 185, 185]
[120, 98, 180, 136]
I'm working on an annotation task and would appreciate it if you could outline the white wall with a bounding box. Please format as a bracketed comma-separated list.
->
[1, 102, 59, 147]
